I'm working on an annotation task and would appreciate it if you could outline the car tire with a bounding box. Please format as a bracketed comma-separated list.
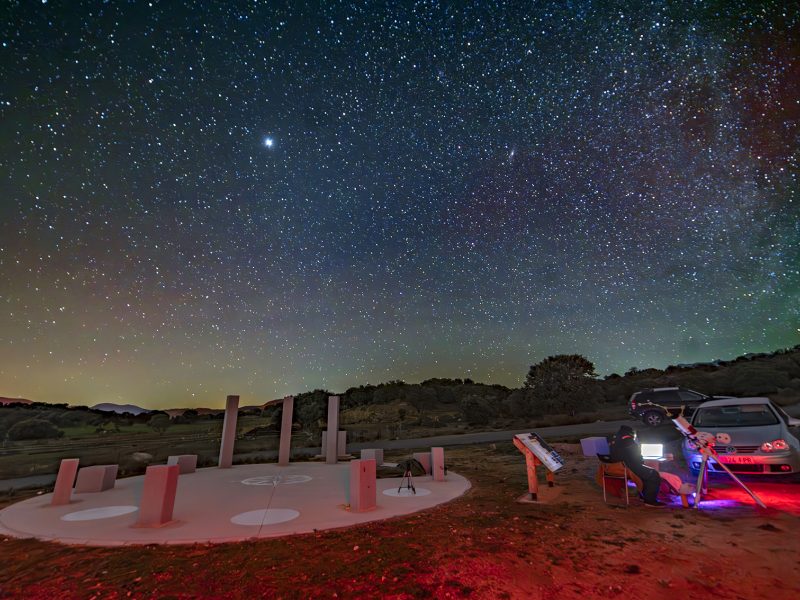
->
[642, 410, 664, 427]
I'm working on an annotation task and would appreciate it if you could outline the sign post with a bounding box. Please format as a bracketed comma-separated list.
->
[513, 432, 564, 501]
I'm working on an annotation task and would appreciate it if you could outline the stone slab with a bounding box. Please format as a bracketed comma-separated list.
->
[75, 465, 118, 493]
[326, 396, 340, 464]
[51, 458, 79, 506]
[218, 395, 239, 468]
[167, 455, 197, 474]
[136, 464, 180, 528]
[360, 449, 384, 465]
[349, 459, 377, 512]
[412, 452, 432, 474]
[278, 396, 294, 466]
[432, 447, 446, 482]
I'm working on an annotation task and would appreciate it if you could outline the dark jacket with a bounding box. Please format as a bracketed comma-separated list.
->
[609, 426, 644, 467]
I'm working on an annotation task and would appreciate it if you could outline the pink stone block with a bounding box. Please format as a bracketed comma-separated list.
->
[167, 455, 197, 474]
[218, 395, 239, 468]
[326, 396, 340, 464]
[322, 430, 347, 458]
[349, 459, 376, 512]
[136, 464, 180, 527]
[432, 447, 446, 482]
[412, 452, 431, 474]
[51, 458, 79, 506]
[74, 465, 118, 493]
[278, 396, 294, 466]
[360, 448, 384, 465]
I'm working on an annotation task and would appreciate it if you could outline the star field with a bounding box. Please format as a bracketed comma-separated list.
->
[0, 1, 798, 408]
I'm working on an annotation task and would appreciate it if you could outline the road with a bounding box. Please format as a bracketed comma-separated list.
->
[0, 418, 632, 492]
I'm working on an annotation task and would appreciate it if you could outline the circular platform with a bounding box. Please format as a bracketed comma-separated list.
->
[0, 463, 470, 546]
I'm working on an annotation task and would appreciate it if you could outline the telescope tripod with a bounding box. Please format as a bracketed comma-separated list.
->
[398, 468, 416, 495]
[692, 436, 766, 509]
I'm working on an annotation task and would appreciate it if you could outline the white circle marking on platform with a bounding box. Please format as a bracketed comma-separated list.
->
[231, 508, 300, 526]
[383, 487, 432, 497]
[61, 506, 138, 522]
[240, 475, 312, 486]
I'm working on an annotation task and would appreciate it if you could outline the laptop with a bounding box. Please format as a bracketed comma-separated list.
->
[640, 443, 663, 460]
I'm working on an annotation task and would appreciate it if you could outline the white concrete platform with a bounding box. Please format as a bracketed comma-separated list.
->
[0, 463, 470, 546]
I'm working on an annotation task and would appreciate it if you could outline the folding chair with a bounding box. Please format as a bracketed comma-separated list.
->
[597, 454, 630, 505]
[581, 436, 631, 506]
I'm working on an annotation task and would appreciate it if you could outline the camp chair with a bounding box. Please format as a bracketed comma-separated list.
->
[597, 455, 632, 505]
[581, 437, 640, 506]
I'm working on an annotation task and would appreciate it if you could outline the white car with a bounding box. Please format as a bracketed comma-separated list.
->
[682, 397, 800, 475]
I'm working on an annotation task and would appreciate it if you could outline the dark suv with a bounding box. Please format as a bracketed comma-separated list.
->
[629, 387, 731, 427]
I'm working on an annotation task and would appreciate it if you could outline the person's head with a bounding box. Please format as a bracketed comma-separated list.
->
[617, 425, 637, 440]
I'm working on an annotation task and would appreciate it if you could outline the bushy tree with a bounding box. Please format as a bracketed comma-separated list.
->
[524, 354, 598, 415]
[459, 395, 496, 425]
[7, 418, 64, 441]
[294, 389, 329, 430]
[404, 386, 437, 423]
[147, 414, 171, 434]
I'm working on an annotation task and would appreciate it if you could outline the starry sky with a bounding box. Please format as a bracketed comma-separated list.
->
[1, 0, 798, 409]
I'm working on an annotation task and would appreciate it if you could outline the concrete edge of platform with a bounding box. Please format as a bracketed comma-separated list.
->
[0, 469, 473, 548]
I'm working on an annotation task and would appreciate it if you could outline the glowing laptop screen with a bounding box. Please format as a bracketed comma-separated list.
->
[640, 443, 663, 459]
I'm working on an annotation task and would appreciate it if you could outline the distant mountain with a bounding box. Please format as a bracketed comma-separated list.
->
[0, 397, 33, 406]
[163, 407, 225, 417]
[92, 403, 151, 415]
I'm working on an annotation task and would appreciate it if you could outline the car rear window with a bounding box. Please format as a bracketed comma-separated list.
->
[693, 405, 779, 428]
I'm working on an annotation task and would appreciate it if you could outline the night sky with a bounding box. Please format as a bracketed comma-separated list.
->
[1, 1, 798, 409]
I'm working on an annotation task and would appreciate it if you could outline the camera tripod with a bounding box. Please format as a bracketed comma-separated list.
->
[398, 466, 416, 494]
[396, 458, 424, 495]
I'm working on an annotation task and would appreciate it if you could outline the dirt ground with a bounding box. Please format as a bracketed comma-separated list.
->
[1, 442, 798, 599]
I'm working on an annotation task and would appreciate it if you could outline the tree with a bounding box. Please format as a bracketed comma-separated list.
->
[7, 418, 64, 441]
[404, 386, 436, 424]
[147, 414, 171, 434]
[294, 389, 329, 431]
[524, 354, 598, 415]
[459, 395, 495, 426]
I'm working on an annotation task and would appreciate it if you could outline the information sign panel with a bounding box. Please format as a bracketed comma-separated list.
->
[514, 433, 564, 472]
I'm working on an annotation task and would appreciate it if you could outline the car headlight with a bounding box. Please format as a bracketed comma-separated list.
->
[761, 439, 789, 452]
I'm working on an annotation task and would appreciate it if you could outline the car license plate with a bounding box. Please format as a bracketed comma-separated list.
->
[718, 455, 754, 464]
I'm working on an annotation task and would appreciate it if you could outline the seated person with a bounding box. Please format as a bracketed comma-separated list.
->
[609, 425, 666, 508]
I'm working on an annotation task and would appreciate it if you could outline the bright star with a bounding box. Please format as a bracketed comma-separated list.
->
[263, 137, 274, 148]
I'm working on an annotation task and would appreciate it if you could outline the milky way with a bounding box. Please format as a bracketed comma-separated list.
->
[1, 1, 797, 408]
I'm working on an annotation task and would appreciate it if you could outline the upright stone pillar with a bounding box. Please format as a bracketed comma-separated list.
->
[326, 395, 340, 464]
[135, 464, 179, 528]
[412, 451, 432, 474]
[278, 395, 294, 466]
[361, 448, 384, 466]
[349, 459, 377, 512]
[432, 447, 446, 482]
[51, 458, 79, 506]
[218, 395, 239, 468]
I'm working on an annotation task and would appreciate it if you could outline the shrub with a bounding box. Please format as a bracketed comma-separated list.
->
[459, 395, 497, 426]
[147, 414, 171, 434]
[7, 418, 64, 441]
